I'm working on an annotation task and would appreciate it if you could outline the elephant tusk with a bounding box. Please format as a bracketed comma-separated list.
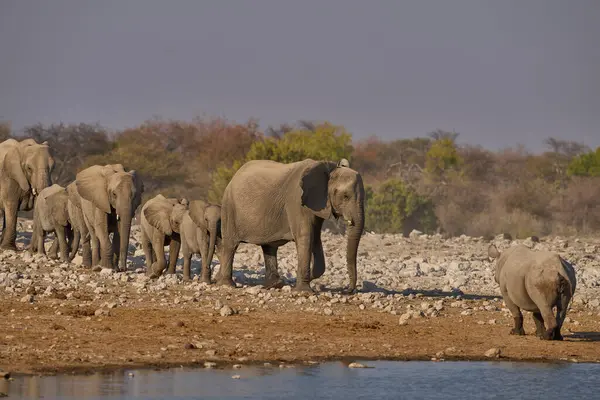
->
[116, 214, 120, 221]
[32, 189, 37, 196]
[346, 219, 353, 226]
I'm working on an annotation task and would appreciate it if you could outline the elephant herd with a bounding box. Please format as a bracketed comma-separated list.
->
[0, 137, 576, 340]
[0, 138, 365, 294]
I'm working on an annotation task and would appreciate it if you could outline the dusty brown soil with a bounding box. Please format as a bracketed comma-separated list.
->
[2, 283, 600, 377]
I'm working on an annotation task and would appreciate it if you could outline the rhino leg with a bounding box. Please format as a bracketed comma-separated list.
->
[539, 305, 558, 341]
[532, 312, 545, 338]
[502, 292, 525, 335]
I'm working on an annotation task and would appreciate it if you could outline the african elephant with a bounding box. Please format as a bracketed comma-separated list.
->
[180, 200, 221, 283]
[489, 244, 577, 340]
[140, 194, 188, 278]
[66, 181, 91, 266]
[218, 158, 365, 293]
[29, 184, 74, 262]
[76, 164, 143, 271]
[0, 138, 54, 250]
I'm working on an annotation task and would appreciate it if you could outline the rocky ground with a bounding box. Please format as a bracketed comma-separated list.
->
[1, 219, 600, 377]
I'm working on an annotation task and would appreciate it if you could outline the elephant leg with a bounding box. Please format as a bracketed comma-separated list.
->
[47, 236, 59, 259]
[311, 218, 326, 280]
[97, 230, 112, 270]
[0, 200, 19, 251]
[182, 239, 192, 282]
[141, 230, 154, 274]
[532, 312, 545, 338]
[149, 232, 166, 279]
[79, 228, 92, 267]
[55, 225, 69, 262]
[262, 245, 283, 289]
[199, 238, 211, 284]
[112, 229, 120, 270]
[37, 230, 46, 256]
[216, 237, 238, 287]
[89, 228, 100, 269]
[293, 226, 314, 293]
[166, 234, 180, 275]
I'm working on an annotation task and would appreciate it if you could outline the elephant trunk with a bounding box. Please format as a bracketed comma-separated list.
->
[206, 220, 218, 271]
[118, 209, 132, 271]
[345, 207, 364, 293]
[69, 228, 80, 262]
[33, 170, 52, 194]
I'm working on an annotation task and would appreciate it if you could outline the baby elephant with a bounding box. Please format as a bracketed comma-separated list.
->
[180, 200, 221, 282]
[489, 244, 576, 340]
[141, 194, 189, 278]
[30, 184, 74, 262]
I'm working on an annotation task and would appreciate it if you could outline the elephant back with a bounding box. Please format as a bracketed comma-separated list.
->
[40, 184, 65, 200]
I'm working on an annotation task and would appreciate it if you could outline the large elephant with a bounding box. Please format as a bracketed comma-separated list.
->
[66, 181, 91, 266]
[181, 200, 221, 283]
[218, 158, 365, 293]
[29, 184, 74, 262]
[140, 194, 188, 278]
[0, 138, 54, 250]
[76, 164, 143, 271]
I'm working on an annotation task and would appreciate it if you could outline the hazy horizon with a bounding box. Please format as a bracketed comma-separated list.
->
[1, 0, 599, 151]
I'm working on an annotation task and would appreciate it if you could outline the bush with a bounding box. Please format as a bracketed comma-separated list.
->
[365, 179, 437, 235]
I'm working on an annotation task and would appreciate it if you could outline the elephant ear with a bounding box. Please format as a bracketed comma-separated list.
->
[3, 148, 30, 192]
[143, 198, 174, 235]
[40, 184, 64, 200]
[47, 191, 69, 226]
[66, 181, 82, 209]
[188, 200, 208, 228]
[76, 165, 111, 214]
[300, 162, 332, 219]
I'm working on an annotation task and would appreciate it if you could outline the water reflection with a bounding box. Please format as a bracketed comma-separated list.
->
[5, 361, 600, 399]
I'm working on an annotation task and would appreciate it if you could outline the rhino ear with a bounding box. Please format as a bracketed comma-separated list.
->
[76, 165, 111, 214]
[488, 244, 501, 259]
[188, 200, 208, 229]
[143, 198, 173, 235]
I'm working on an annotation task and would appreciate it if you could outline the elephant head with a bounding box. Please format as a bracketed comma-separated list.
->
[76, 164, 144, 270]
[143, 194, 189, 235]
[3, 139, 54, 197]
[300, 158, 365, 292]
[41, 184, 69, 227]
[189, 200, 221, 268]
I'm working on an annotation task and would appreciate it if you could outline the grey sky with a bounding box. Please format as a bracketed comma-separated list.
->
[1, 0, 599, 151]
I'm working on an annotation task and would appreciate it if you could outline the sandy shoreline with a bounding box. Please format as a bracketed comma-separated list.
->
[2, 221, 600, 377]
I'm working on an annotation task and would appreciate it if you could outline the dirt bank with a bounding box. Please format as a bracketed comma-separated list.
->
[2, 220, 600, 376]
[2, 279, 600, 376]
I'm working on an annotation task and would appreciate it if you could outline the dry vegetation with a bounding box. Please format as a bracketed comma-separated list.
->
[5, 118, 600, 239]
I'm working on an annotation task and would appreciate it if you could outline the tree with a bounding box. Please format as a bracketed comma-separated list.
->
[428, 129, 459, 142]
[425, 138, 463, 177]
[0, 121, 12, 141]
[567, 147, 600, 177]
[22, 122, 112, 185]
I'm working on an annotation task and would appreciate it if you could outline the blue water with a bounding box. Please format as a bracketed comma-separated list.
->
[3, 361, 600, 399]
